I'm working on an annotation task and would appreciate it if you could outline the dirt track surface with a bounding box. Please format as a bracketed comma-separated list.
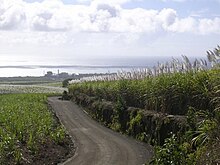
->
[48, 97, 153, 165]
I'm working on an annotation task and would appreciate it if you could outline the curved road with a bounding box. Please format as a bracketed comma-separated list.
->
[48, 97, 153, 165]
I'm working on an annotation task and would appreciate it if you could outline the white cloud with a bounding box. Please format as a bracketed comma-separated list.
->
[165, 17, 220, 34]
[199, 17, 220, 34]
[77, 0, 90, 3]
[0, 0, 26, 30]
[157, 8, 177, 29]
[166, 17, 197, 33]
[0, 0, 219, 47]
[77, 0, 132, 5]
[160, 0, 187, 2]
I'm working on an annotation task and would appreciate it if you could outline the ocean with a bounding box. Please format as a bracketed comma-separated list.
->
[0, 56, 171, 77]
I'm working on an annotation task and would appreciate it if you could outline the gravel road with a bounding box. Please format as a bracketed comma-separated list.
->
[48, 97, 153, 165]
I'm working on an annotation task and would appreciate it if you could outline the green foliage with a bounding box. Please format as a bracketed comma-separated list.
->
[151, 98, 220, 164]
[150, 134, 188, 165]
[188, 119, 217, 147]
[0, 94, 66, 163]
[51, 126, 66, 144]
[150, 120, 218, 165]
[69, 69, 220, 115]
[128, 112, 143, 138]
[62, 90, 70, 100]
[110, 96, 127, 131]
[62, 78, 72, 87]
[211, 84, 220, 120]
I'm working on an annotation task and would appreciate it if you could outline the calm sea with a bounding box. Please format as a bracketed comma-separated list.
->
[0, 56, 170, 77]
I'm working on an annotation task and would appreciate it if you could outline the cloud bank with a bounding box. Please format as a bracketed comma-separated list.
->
[0, 0, 219, 34]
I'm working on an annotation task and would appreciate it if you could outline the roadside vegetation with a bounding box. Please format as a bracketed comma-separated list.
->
[69, 69, 219, 115]
[0, 94, 74, 164]
[68, 46, 220, 164]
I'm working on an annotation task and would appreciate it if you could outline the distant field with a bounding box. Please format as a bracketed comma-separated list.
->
[0, 75, 64, 86]
[0, 84, 66, 94]
[38, 82, 63, 87]
[0, 81, 53, 85]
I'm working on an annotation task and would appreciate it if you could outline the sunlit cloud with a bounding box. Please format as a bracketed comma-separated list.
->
[0, 0, 219, 65]
[0, 0, 219, 35]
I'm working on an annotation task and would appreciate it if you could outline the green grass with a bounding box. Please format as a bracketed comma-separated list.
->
[0, 94, 65, 164]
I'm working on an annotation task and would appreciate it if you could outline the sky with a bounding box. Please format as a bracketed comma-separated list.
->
[0, 0, 220, 68]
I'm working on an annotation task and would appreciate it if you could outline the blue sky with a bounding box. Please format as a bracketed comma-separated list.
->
[24, 0, 220, 18]
[0, 0, 219, 69]
[125, 0, 219, 18]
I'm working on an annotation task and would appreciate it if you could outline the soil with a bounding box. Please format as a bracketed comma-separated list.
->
[23, 137, 74, 165]
[5, 136, 75, 165]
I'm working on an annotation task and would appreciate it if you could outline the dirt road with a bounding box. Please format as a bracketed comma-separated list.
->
[48, 97, 153, 165]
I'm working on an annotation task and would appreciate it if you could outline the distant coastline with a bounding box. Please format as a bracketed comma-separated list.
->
[0, 65, 149, 69]
[0, 65, 150, 77]
[0, 56, 203, 77]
